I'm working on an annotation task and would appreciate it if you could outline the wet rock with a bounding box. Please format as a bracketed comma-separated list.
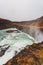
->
[0, 44, 10, 57]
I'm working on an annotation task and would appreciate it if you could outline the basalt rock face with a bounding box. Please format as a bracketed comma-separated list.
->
[0, 18, 17, 29]
[4, 42, 43, 65]
[0, 18, 11, 29]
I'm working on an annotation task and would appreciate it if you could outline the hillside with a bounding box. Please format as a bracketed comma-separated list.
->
[0, 16, 43, 29]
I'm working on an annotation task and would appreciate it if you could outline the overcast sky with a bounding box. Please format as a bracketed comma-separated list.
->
[0, 0, 43, 21]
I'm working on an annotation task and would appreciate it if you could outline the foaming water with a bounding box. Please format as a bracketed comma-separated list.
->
[0, 28, 36, 65]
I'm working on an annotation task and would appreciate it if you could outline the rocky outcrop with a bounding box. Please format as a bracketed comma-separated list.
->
[5, 42, 43, 65]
